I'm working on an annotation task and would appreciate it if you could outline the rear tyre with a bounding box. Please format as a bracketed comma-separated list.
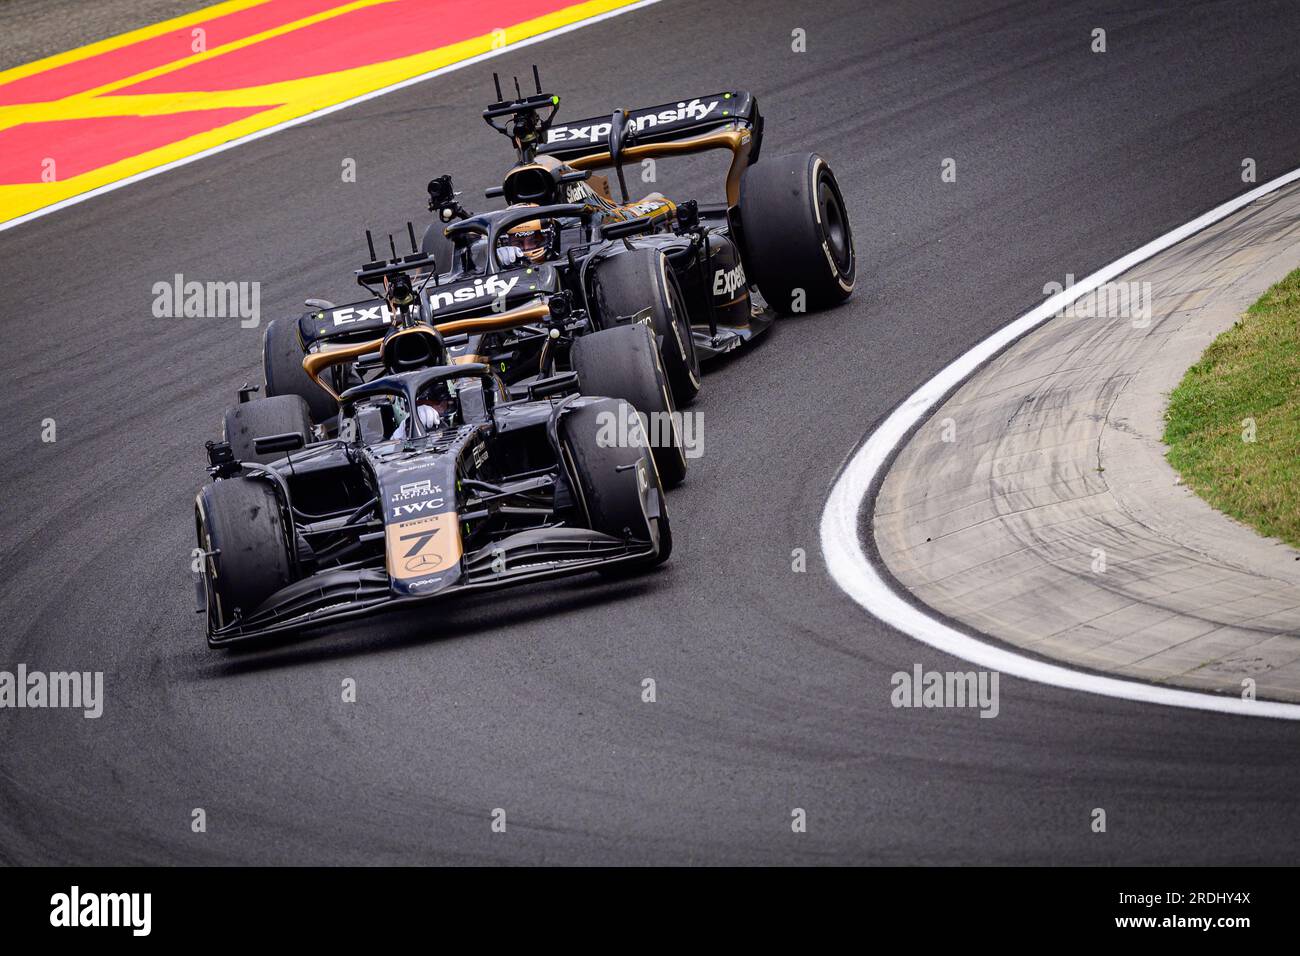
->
[262, 315, 336, 423]
[738, 152, 856, 313]
[222, 395, 313, 465]
[591, 247, 700, 406]
[195, 477, 294, 636]
[571, 322, 687, 487]
[560, 398, 670, 571]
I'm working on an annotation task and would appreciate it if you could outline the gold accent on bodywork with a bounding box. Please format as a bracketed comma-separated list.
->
[430, 301, 551, 336]
[303, 301, 552, 399]
[567, 129, 754, 206]
[611, 193, 676, 224]
[302, 337, 382, 400]
[386, 510, 461, 581]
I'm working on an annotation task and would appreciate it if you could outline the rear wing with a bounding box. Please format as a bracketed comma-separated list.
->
[538, 90, 763, 205]
[540, 90, 760, 157]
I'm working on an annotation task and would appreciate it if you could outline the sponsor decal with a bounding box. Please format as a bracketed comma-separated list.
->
[391, 461, 437, 474]
[712, 262, 746, 298]
[404, 552, 444, 574]
[622, 198, 669, 217]
[391, 497, 446, 518]
[472, 442, 489, 468]
[428, 275, 519, 310]
[390, 479, 442, 502]
[565, 180, 600, 204]
[546, 99, 720, 145]
[331, 302, 393, 326]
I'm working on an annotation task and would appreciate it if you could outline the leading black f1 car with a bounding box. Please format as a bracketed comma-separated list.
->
[196, 250, 673, 647]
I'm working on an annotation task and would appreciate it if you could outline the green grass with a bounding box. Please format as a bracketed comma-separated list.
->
[1163, 267, 1300, 547]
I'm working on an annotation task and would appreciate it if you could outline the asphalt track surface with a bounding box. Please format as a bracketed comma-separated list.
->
[2, 0, 1300, 865]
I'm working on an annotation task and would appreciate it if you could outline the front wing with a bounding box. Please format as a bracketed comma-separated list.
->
[205, 527, 656, 647]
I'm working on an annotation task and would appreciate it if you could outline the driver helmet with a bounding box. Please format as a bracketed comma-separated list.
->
[504, 203, 559, 264]
[416, 379, 455, 426]
[393, 379, 455, 439]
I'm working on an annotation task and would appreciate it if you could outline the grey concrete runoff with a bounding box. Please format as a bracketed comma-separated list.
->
[875, 181, 1300, 703]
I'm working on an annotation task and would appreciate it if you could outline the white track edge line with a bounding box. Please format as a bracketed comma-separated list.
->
[820, 166, 1300, 720]
[0, 0, 663, 234]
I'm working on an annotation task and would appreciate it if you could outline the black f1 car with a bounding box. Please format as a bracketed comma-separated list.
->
[196, 245, 673, 646]
[260, 71, 856, 461]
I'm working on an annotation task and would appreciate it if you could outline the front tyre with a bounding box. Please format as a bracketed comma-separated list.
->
[738, 152, 856, 313]
[195, 477, 295, 638]
[571, 322, 687, 488]
[560, 398, 671, 570]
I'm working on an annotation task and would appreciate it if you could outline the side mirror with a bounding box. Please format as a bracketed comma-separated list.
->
[253, 432, 306, 456]
[602, 216, 654, 240]
[457, 379, 493, 423]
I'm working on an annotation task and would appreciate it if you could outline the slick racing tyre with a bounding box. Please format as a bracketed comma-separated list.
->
[591, 246, 701, 407]
[222, 395, 313, 465]
[739, 152, 856, 313]
[571, 322, 687, 488]
[195, 476, 294, 637]
[561, 397, 671, 570]
[262, 315, 337, 424]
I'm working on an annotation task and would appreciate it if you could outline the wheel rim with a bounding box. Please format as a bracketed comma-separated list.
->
[817, 173, 853, 274]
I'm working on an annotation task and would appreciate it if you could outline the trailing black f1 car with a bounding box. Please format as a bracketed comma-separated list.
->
[265, 220, 689, 485]
[261, 71, 855, 439]
[196, 250, 673, 647]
